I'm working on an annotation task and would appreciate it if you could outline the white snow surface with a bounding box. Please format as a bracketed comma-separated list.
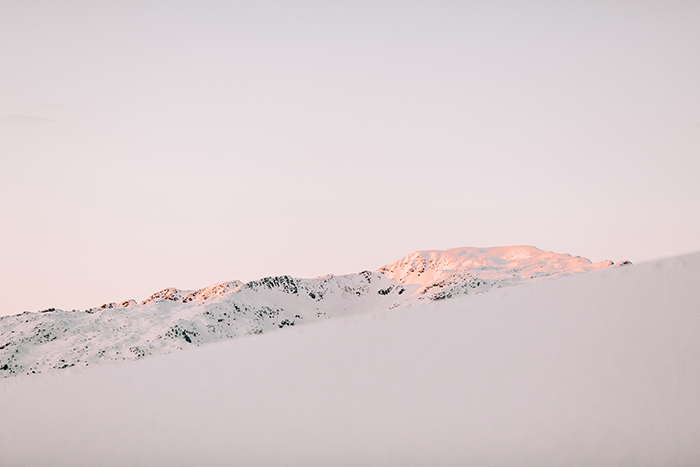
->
[0, 246, 621, 378]
[0, 251, 698, 466]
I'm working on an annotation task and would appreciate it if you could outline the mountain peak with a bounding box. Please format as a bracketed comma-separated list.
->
[0, 245, 629, 378]
[377, 246, 618, 296]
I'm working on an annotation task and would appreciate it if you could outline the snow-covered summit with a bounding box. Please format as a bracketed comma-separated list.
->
[378, 245, 625, 300]
[0, 246, 627, 378]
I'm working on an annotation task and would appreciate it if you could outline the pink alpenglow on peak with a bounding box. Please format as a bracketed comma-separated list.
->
[377, 246, 626, 298]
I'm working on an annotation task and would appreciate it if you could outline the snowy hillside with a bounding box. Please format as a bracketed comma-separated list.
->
[379, 245, 621, 299]
[1, 251, 697, 466]
[0, 246, 624, 378]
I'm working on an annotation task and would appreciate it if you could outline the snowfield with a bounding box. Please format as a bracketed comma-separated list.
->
[1, 250, 698, 466]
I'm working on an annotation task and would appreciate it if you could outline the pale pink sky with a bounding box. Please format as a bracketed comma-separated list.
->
[1, 1, 699, 316]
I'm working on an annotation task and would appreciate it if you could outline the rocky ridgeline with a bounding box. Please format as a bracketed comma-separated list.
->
[0, 246, 629, 378]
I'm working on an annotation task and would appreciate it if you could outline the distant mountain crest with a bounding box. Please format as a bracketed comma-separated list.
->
[0, 246, 629, 378]
[378, 246, 619, 299]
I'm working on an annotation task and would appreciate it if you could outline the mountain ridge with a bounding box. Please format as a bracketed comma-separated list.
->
[0, 246, 628, 378]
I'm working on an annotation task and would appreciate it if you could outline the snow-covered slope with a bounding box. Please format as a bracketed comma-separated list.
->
[0, 246, 624, 378]
[1, 252, 697, 467]
[379, 245, 620, 299]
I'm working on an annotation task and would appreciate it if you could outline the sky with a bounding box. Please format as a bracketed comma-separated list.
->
[1, 0, 699, 316]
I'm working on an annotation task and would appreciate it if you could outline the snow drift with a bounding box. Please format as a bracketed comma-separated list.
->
[1, 251, 698, 466]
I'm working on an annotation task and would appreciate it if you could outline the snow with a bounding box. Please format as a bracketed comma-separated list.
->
[379, 245, 617, 296]
[0, 246, 622, 378]
[1, 251, 698, 466]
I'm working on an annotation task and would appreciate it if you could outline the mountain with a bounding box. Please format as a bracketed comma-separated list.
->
[1, 251, 697, 467]
[0, 246, 627, 378]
